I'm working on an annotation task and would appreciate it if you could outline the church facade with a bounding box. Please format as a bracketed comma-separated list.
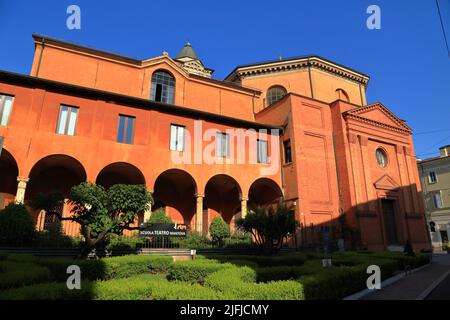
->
[0, 34, 430, 250]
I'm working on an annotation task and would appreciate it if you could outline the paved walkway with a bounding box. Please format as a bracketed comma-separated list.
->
[364, 253, 450, 300]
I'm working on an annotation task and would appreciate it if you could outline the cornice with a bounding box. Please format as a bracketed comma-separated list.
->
[345, 114, 412, 134]
[343, 102, 412, 134]
[225, 57, 369, 86]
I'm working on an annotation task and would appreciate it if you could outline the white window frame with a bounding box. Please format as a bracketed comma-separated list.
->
[56, 105, 79, 136]
[432, 191, 443, 209]
[428, 170, 438, 184]
[257, 139, 269, 164]
[216, 132, 229, 158]
[0, 94, 14, 127]
[170, 124, 185, 152]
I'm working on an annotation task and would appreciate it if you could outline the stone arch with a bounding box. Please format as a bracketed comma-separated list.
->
[0, 148, 19, 208]
[27, 154, 87, 200]
[26, 154, 88, 234]
[153, 169, 197, 225]
[96, 162, 146, 189]
[248, 177, 283, 211]
[204, 174, 242, 227]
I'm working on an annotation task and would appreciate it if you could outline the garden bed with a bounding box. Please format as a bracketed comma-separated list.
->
[0, 251, 431, 300]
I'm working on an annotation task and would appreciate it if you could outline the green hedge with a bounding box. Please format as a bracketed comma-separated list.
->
[0, 261, 51, 290]
[204, 266, 303, 300]
[1, 254, 173, 285]
[167, 260, 233, 283]
[298, 258, 399, 300]
[204, 253, 306, 267]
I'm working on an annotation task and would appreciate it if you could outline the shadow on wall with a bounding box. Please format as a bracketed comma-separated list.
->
[297, 183, 431, 253]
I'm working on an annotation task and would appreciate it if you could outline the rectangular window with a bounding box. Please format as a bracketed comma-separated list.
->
[170, 124, 185, 151]
[428, 171, 437, 184]
[216, 132, 229, 158]
[0, 94, 14, 126]
[284, 140, 292, 164]
[56, 105, 79, 136]
[257, 139, 268, 164]
[117, 115, 135, 144]
[433, 192, 443, 209]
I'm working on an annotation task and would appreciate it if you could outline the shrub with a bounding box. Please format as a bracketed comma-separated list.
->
[148, 280, 223, 300]
[205, 266, 303, 300]
[209, 217, 230, 247]
[105, 234, 144, 250]
[223, 232, 254, 248]
[0, 261, 51, 289]
[18, 254, 173, 282]
[34, 222, 83, 248]
[0, 281, 92, 300]
[93, 274, 165, 300]
[173, 231, 211, 249]
[236, 204, 298, 251]
[167, 260, 232, 283]
[0, 274, 163, 300]
[0, 203, 36, 246]
[99, 255, 173, 279]
[147, 209, 173, 224]
[298, 258, 398, 299]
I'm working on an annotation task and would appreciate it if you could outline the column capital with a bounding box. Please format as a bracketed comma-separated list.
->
[17, 176, 29, 183]
[195, 193, 204, 198]
[240, 197, 248, 201]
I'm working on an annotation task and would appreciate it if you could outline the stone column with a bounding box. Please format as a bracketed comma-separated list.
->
[143, 202, 152, 222]
[15, 177, 29, 204]
[196, 194, 204, 234]
[241, 197, 248, 219]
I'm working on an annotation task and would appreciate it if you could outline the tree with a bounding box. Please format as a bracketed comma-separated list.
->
[209, 216, 230, 247]
[31, 182, 152, 257]
[147, 209, 173, 224]
[236, 204, 298, 252]
[0, 203, 36, 246]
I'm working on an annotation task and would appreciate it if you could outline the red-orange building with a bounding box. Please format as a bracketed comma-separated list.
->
[0, 34, 430, 250]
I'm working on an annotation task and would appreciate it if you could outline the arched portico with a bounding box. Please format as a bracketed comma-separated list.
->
[204, 174, 242, 232]
[0, 149, 19, 209]
[26, 154, 87, 234]
[248, 177, 283, 211]
[96, 162, 146, 189]
[153, 169, 197, 226]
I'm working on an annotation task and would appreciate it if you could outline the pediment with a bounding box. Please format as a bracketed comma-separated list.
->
[373, 174, 399, 190]
[344, 103, 411, 133]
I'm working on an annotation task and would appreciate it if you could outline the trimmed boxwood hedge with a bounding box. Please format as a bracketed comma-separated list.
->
[166, 260, 233, 283]
[0, 251, 432, 300]
[204, 266, 303, 300]
[0, 261, 52, 290]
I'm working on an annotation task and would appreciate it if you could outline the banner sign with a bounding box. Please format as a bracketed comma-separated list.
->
[139, 223, 188, 238]
[0, 136, 3, 157]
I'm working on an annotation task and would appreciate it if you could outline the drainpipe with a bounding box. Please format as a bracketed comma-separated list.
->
[307, 59, 314, 99]
[279, 124, 286, 197]
[35, 37, 45, 77]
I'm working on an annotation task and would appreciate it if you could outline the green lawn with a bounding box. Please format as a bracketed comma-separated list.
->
[0, 251, 431, 300]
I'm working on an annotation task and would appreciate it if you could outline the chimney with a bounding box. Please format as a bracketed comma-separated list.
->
[439, 145, 450, 157]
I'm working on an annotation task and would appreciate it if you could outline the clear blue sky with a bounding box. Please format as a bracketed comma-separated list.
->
[0, 0, 449, 158]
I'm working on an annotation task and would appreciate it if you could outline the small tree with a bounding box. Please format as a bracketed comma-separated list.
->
[209, 216, 230, 247]
[236, 204, 298, 252]
[147, 209, 173, 224]
[32, 182, 152, 257]
[0, 203, 36, 246]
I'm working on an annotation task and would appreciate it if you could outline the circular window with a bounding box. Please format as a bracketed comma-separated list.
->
[375, 148, 388, 168]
